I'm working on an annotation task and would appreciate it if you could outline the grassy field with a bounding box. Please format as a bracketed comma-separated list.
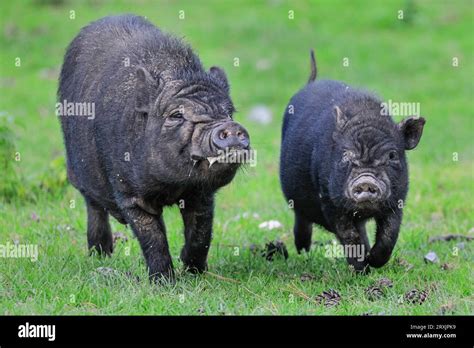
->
[0, 0, 473, 315]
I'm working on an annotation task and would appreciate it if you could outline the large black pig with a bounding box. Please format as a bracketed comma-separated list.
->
[280, 51, 425, 271]
[58, 15, 250, 281]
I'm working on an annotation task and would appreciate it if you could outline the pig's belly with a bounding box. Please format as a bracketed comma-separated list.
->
[65, 142, 121, 218]
[293, 197, 333, 232]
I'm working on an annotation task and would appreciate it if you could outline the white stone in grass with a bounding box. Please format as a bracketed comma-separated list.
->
[424, 251, 439, 263]
[258, 220, 283, 230]
[95, 267, 120, 277]
[255, 58, 272, 71]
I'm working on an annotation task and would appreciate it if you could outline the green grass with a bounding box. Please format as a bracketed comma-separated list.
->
[0, 0, 473, 315]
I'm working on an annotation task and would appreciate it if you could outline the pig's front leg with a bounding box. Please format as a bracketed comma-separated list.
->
[335, 217, 370, 273]
[368, 212, 402, 268]
[294, 211, 313, 253]
[180, 194, 214, 273]
[122, 206, 174, 282]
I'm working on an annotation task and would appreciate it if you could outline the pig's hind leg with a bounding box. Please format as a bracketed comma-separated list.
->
[294, 211, 313, 253]
[86, 198, 114, 256]
[180, 194, 214, 274]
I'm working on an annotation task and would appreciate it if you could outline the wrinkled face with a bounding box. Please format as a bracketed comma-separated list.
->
[135, 66, 250, 186]
[329, 106, 425, 214]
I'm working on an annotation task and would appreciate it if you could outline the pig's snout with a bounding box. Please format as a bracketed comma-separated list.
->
[349, 174, 385, 203]
[212, 122, 250, 151]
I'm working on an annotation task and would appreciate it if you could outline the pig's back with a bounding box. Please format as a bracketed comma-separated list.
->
[280, 79, 348, 172]
[280, 80, 348, 222]
[58, 15, 160, 113]
[58, 15, 199, 206]
[58, 16, 153, 200]
[282, 79, 349, 139]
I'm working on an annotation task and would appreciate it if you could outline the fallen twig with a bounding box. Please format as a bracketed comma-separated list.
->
[204, 271, 240, 284]
[285, 282, 320, 305]
[428, 234, 473, 243]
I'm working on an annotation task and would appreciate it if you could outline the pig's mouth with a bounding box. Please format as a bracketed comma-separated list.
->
[189, 120, 251, 173]
[191, 120, 250, 165]
[192, 148, 250, 169]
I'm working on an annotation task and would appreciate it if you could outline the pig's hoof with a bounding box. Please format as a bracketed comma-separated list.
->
[182, 259, 208, 274]
[295, 241, 311, 253]
[88, 243, 113, 257]
[185, 265, 207, 274]
[180, 249, 208, 273]
[368, 255, 390, 268]
[149, 270, 175, 284]
[295, 245, 311, 254]
[183, 261, 208, 274]
[348, 261, 370, 274]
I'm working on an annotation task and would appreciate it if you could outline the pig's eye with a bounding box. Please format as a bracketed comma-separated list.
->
[388, 150, 399, 161]
[169, 111, 183, 119]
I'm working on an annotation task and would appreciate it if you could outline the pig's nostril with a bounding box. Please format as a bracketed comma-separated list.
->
[219, 130, 229, 140]
[351, 180, 381, 202]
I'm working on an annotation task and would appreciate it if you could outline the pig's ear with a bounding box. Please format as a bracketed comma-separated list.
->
[334, 105, 348, 131]
[210, 66, 229, 93]
[398, 116, 426, 150]
[135, 66, 156, 114]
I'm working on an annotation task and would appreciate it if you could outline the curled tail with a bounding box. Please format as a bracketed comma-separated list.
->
[308, 49, 317, 83]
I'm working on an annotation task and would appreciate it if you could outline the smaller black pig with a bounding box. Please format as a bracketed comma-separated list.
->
[280, 50, 425, 271]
